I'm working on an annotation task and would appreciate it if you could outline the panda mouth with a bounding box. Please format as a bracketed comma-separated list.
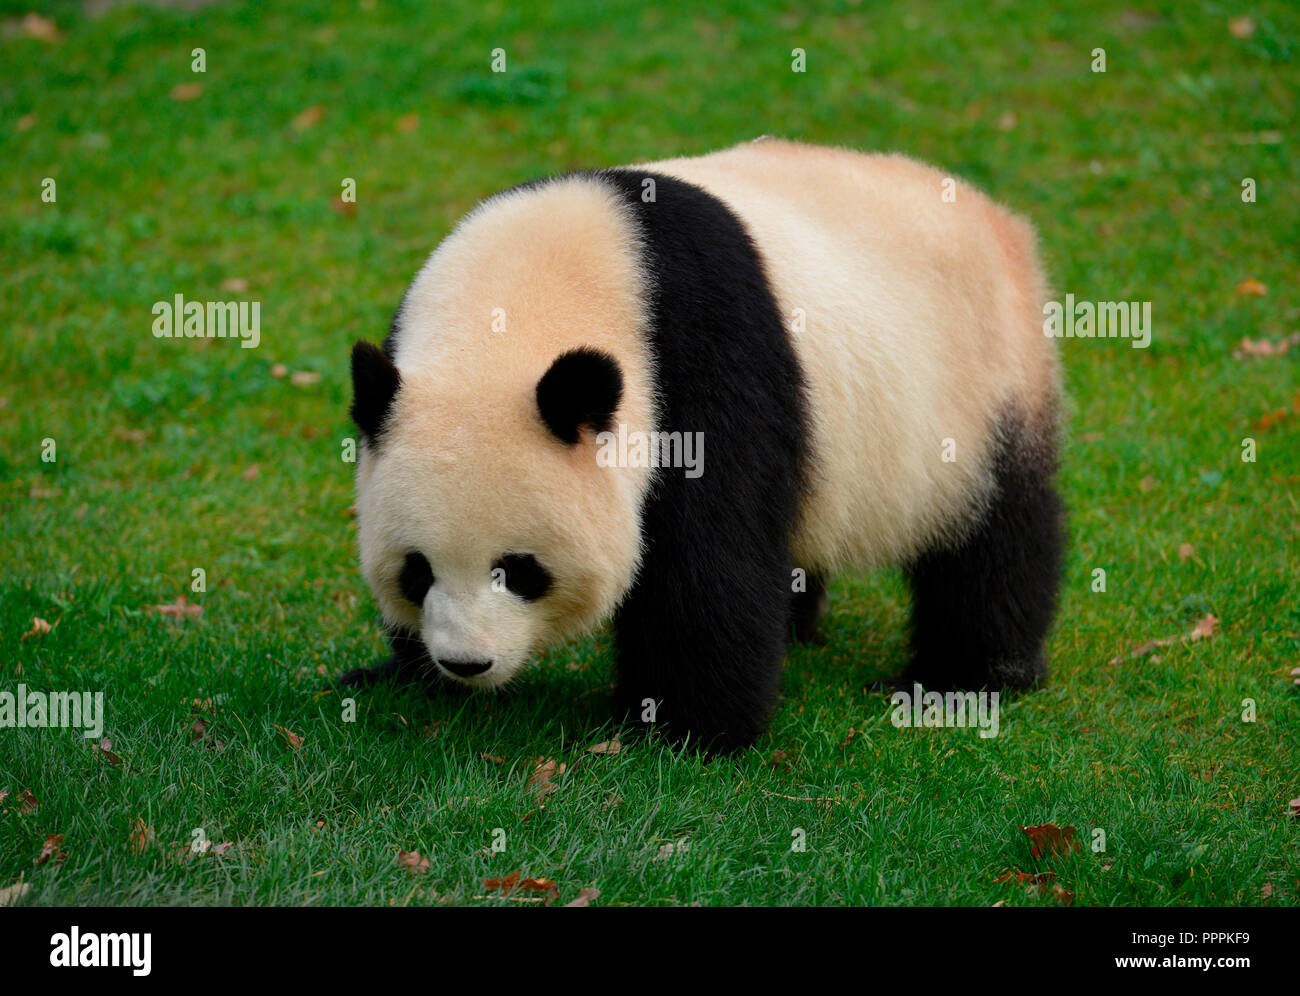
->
[437, 658, 493, 679]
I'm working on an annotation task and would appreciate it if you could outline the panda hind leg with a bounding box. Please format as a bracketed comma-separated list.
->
[903, 411, 1065, 691]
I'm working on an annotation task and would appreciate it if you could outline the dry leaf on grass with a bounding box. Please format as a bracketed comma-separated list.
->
[397, 850, 430, 873]
[20, 617, 51, 641]
[0, 880, 31, 907]
[997, 868, 1074, 905]
[275, 725, 304, 749]
[1234, 332, 1300, 358]
[397, 113, 419, 133]
[17, 790, 38, 814]
[170, 82, 203, 101]
[149, 595, 202, 618]
[654, 839, 691, 861]
[290, 370, 321, 386]
[23, 14, 63, 43]
[587, 738, 622, 756]
[527, 757, 565, 803]
[564, 887, 600, 907]
[93, 739, 121, 767]
[129, 818, 153, 853]
[1228, 16, 1255, 38]
[1177, 542, 1195, 561]
[1020, 824, 1082, 859]
[1235, 278, 1267, 296]
[482, 872, 555, 895]
[291, 105, 325, 131]
[37, 834, 66, 865]
[1108, 613, 1220, 664]
[1188, 614, 1219, 641]
[220, 277, 249, 293]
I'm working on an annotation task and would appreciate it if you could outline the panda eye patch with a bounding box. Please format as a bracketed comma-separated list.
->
[494, 553, 552, 601]
[398, 552, 435, 606]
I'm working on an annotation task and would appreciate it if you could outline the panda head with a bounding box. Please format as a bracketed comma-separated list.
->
[349, 339, 641, 688]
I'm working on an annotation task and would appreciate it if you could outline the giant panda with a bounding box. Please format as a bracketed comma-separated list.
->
[341, 139, 1065, 753]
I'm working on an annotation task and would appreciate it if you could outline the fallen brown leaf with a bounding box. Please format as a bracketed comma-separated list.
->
[20, 617, 51, 641]
[1235, 278, 1267, 296]
[397, 850, 430, 873]
[1234, 332, 1300, 358]
[1229, 16, 1255, 38]
[1256, 408, 1289, 432]
[1177, 542, 1195, 561]
[564, 886, 600, 907]
[36, 834, 66, 865]
[275, 725, 304, 749]
[129, 818, 153, 853]
[149, 595, 202, 618]
[482, 873, 556, 896]
[0, 880, 31, 907]
[1020, 824, 1082, 859]
[23, 13, 62, 43]
[170, 82, 203, 101]
[1188, 613, 1219, 641]
[220, 277, 249, 293]
[291, 105, 326, 131]
[397, 113, 419, 133]
[996, 868, 1073, 905]
[17, 790, 38, 814]
[587, 738, 622, 756]
[93, 739, 121, 767]
[527, 757, 565, 803]
[1108, 612, 1221, 664]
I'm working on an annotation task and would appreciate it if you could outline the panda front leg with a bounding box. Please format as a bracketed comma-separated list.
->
[338, 626, 433, 689]
[612, 557, 791, 755]
[789, 571, 829, 644]
[903, 416, 1066, 690]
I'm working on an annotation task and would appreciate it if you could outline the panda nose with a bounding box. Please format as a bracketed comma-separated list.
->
[440, 658, 492, 677]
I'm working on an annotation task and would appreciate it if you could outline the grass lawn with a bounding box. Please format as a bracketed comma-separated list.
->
[2, 0, 1297, 907]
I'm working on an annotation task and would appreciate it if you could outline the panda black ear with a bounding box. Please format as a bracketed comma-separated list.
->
[536, 348, 623, 445]
[350, 340, 402, 442]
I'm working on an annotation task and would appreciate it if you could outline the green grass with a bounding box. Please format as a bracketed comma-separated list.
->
[2, 0, 1297, 906]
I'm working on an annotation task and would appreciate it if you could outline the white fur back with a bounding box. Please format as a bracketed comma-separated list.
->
[634, 140, 1060, 571]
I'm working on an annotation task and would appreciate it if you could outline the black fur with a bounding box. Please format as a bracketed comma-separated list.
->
[494, 553, 552, 602]
[594, 169, 811, 754]
[338, 625, 429, 688]
[350, 340, 401, 442]
[904, 410, 1065, 690]
[536, 347, 623, 444]
[398, 551, 435, 607]
[789, 572, 829, 644]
